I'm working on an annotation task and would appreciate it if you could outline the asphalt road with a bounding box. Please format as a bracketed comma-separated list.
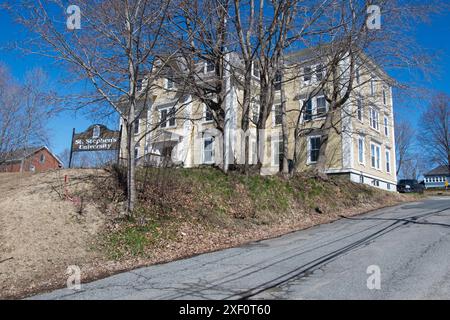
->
[32, 197, 450, 300]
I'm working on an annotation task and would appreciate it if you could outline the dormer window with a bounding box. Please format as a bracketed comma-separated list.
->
[165, 70, 175, 89]
[205, 60, 215, 74]
[204, 104, 214, 122]
[252, 62, 260, 78]
[315, 64, 324, 82]
[136, 78, 143, 91]
[304, 66, 312, 82]
[274, 72, 282, 91]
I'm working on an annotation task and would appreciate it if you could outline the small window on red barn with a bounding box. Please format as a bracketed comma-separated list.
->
[40, 153, 45, 163]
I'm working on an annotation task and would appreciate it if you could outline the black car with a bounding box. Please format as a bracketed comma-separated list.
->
[397, 179, 424, 193]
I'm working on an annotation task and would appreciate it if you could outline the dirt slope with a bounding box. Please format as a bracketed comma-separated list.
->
[0, 170, 106, 298]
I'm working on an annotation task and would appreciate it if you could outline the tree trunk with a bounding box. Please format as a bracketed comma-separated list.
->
[280, 74, 289, 176]
[125, 122, 136, 216]
[241, 70, 251, 174]
[314, 112, 333, 180]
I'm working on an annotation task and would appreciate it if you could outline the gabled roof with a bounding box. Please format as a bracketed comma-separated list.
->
[0, 146, 63, 166]
[424, 165, 450, 176]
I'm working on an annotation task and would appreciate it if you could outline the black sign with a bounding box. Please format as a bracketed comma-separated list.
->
[69, 124, 122, 168]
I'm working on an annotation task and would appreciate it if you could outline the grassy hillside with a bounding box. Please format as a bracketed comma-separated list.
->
[96, 167, 418, 260]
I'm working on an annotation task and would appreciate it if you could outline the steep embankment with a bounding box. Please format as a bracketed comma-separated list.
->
[0, 168, 419, 299]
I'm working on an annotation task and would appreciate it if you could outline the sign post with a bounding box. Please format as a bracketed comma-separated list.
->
[69, 128, 75, 169]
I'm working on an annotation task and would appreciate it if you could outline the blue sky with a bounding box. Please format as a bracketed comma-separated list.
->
[0, 7, 449, 158]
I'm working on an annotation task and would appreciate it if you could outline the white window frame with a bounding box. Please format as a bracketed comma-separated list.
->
[164, 78, 175, 90]
[202, 135, 215, 164]
[39, 153, 45, 164]
[203, 104, 214, 123]
[302, 96, 328, 122]
[370, 142, 381, 170]
[369, 107, 380, 131]
[316, 96, 327, 117]
[272, 103, 283, 127]
[252, 61, 260, 78]
[384, 116, 389, 136]
[251, 140, 257, 165]
[134, 119, 141, 135]
[358, 137, 365, 165]
[357, 99, 363, 122]
[307, 135, 321, 165]
[383, 88, 387, 105]
[370, 80, 375, 96]
[315, 64, 324, 82]
[204, 60, 215, 74]
[160, 106, 176, 128]
[386, 149, 391, 173]
[303, 66, 312, 84]
[274, 72, 282, 91]
[271, 135, 283, 167]
[134, 146, 140, 159]
[252, 102, 260, 125]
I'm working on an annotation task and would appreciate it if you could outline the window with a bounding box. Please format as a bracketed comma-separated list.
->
[39, 153, 45, 164]
[165, 70, 175, 89]
[308, 136, 321, 164]
[304, 66, 312, 82]
[303, 100, 313, 121]
[272, 138, 283, 167]
[134, 146, 140, 159]
[383, 89, 387, 105]
[274, 72, 282, 91]
[92, 125, 101, 138]
[204, 105, 214, 122]
[252, 62, 260, 78]
[384, 117, 389, 136]
[316, 97, 327, 116]
[372, 180, 380, 187]
[274, 104, 282, 126]
[386, 149, 391, 173]
[387, 183, 391, 190]
[251, 141, 257, 164]
[203, 136, 214, 164]
[160, 107, 176, 128]
[315, 64, 324, 82]
[358, 137, 365, 164]
[134, 119, 140, 135]
[205, 60, 215, 73]
[252, 103, 260, 124]
[357, 99, 363, 121]
[369, 107, 379, 131]
[370, 143, 381, 170]
[303, 97, 327, 121]
[370, 80, 375, 96]
[137, 78, 143, 91]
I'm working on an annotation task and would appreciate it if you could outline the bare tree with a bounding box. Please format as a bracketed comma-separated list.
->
[0, 65, 54, 164]
[6, 0, 174, 215]
[418, 93, 450, 171]
[395, 119, 415, 177]
[288, 0, 446, 178]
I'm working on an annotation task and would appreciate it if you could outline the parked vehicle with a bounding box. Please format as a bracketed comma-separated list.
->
[397, 179, 424, 193]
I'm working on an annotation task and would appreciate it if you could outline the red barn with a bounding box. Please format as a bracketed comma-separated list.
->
[0, 146, 63, 173]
